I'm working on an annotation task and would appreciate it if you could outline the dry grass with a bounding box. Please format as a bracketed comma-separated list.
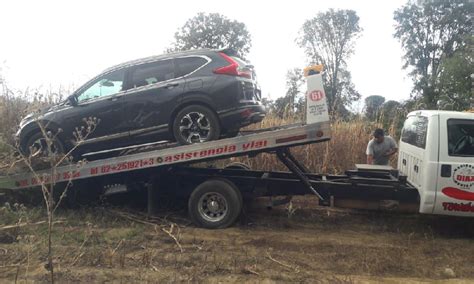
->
[228, 114, 398, 174]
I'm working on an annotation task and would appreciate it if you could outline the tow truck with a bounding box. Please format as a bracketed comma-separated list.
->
[1, 66, 473, 229]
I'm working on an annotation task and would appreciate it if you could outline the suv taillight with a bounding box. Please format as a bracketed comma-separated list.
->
[213, 52, 252, 79]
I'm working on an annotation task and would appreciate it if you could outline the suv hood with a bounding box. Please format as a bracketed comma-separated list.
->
[18, 100, 69, 129]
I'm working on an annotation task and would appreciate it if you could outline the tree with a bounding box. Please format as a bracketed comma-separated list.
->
[272, 68, 306, 118]
[394, 0, 473, 109]
[381, 100, 402, 118]
[285, 68, 305, 114]
[273, 95, 292, 118]
[380, 100, 404, 131]
[437, 37, 474, 110]
[297, 9, 362, 116]
[364, 95, 385, 121]
[169, 12, 252, 58]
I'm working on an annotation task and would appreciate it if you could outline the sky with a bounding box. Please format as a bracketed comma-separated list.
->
[0, 0, 412, 111]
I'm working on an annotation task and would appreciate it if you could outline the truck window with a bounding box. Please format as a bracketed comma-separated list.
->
[447, 119, 474, 156]
[401, 116, 428, 149]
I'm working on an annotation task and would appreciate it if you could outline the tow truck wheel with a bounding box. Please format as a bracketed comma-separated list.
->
[188, 178, 242, 229]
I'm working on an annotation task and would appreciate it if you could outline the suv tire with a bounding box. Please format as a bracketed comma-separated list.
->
[24, 131, 65, 157]
[173, 105, 220, 144]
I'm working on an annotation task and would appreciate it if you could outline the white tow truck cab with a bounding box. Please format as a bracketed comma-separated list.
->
[398, 110, 474, 216]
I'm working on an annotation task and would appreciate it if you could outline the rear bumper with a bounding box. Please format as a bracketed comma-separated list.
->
[218, 103, 266, 130]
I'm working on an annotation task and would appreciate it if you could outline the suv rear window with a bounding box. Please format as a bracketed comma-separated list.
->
[131, 59, 174, 88]
[447, 119, 474, 156]
[401, 115, 428, 149]
[175, 57, 208, 77]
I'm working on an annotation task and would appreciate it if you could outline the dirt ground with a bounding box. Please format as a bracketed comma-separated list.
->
[1, 195, 473, 283]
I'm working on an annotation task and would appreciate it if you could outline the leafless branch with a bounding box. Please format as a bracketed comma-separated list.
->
[161, 224, 183, 253]
[266, 251, 299, 273]
[0, 220, 64, 231]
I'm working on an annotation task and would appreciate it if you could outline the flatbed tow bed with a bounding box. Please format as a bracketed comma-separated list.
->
[3, 121, 331, 189]
[0, 68, 421, 229]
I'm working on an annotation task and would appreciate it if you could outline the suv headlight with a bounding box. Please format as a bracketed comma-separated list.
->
[18, 113, 34, 129]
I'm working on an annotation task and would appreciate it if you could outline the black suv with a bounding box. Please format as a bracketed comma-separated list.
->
[17, 49, 265, 155]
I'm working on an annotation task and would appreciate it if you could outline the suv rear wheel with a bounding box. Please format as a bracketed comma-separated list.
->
[173, 105, 220, 144]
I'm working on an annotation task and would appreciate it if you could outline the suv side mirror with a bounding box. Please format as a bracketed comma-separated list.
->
[67, 95, 78, 106]
[100, 80, 114, 87]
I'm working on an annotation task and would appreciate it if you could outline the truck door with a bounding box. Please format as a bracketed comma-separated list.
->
[434, 117, 474, 216]
[398, 114, 432, 213]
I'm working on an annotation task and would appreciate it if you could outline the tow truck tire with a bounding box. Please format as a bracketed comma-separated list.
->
[188, 178, 242, 229]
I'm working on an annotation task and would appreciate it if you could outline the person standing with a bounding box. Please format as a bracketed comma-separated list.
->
[366, 128, 398, 165]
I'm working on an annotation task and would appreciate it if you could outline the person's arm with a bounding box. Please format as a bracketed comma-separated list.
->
[384, 148, 398, 156]
[384, 137, 398, 156]
[366, 141, 374, 164]
[367, 154, 374, 164]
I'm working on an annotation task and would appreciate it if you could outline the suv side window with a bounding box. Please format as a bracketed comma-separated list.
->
[401, 115, 428, 149]
[175, 57, 208, 77]
[131, 59, 174, 88]
[77, 69, 125, 103]
[447, 119, 474, 156]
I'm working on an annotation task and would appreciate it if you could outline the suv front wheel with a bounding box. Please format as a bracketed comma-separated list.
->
[172, 105, 220, 145]
[23, 131, 65, 158]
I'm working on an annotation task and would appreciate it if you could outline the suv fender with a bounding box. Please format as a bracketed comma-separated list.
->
[178, 92, 217, 109]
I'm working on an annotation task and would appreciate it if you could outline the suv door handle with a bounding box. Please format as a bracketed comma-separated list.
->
[163, 83, 179, 89]
[108, 96, 120, 102]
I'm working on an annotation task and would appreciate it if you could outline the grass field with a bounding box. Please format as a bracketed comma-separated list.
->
[1, 196, 473, 283]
